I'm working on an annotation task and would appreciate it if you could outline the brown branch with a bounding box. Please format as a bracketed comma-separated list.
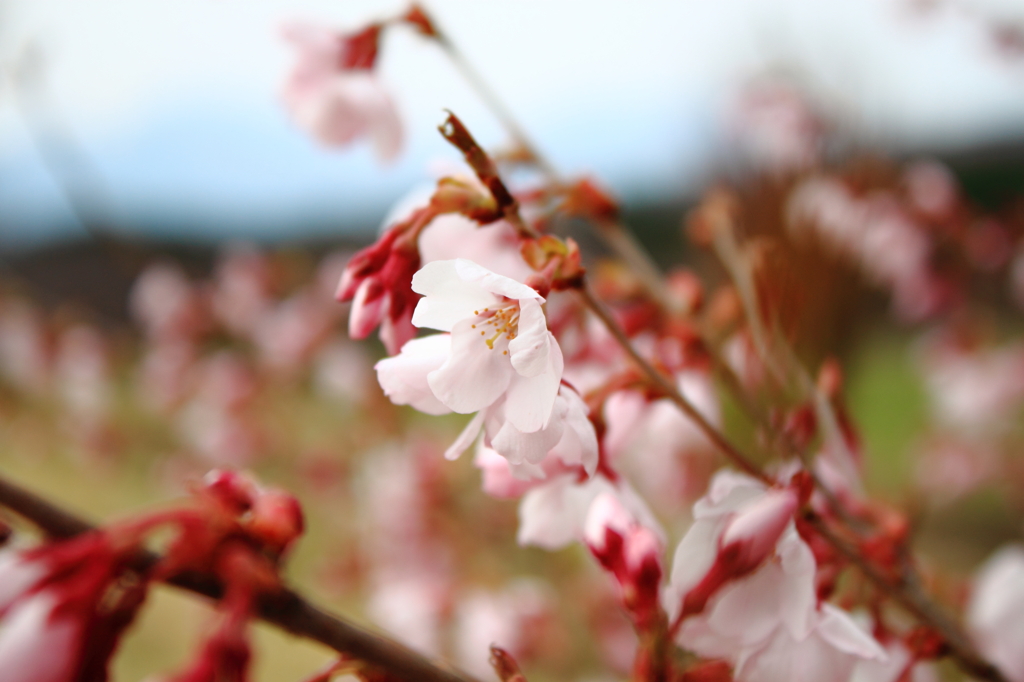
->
[0, 475, 480, 682]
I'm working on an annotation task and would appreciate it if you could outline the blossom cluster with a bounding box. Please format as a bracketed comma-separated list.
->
[3, 4, 1024, 682]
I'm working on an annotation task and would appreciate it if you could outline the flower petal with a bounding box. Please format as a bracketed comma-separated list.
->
[503, 335, 563, 433]
[446, 410, 487, 461]
[428, 318, 513, 414]
[375, 334, 451, 415]
[411, 261, 499, 332]
[508, 299, 551, 378]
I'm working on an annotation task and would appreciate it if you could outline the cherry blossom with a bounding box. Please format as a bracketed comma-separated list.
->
[517, 473, 662, 551]
[584, 492, 664, 628]
[376, 259, 577, 470]
[967, 544, 1024, 682]
[281, 22, 402, 161]
[337, 224, 422, 355]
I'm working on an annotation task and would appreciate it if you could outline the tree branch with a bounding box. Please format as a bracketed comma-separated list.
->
[0, 475, 480, 682]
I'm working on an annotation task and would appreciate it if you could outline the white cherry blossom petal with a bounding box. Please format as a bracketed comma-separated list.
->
[446, 410, 487, 461]
[411, 261, 499, 332]
[508, 299, 551, 377]
[428, 318, 514, 414]
[503, 337, 563, 433]
[375, 335, 451, 416]
[816, 604, 887, 660]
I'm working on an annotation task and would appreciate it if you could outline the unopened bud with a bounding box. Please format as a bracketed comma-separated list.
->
[489, 646, 527, 682]
[248, 491, 305, 556]
[719, 488, 799, 572]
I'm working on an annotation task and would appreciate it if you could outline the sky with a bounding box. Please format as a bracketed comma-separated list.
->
[1, 0, 1024, 249]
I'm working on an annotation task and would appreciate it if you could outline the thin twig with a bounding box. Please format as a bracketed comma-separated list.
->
[576, 285, 769, 484]
[806, 513, 1007, 682]
[0, 475, 480, 682]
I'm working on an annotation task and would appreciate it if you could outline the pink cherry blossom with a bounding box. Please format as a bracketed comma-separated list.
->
[517, 473, 662, 551]
[665, 471, 886, 679]
[584, 492, 664, 628]
[967, 544, 1024, 682]
[667, 471, 815, 651]
[337, 225, 421, 355]
[603, 369, 720, 506]
[281, 22, 402, 161]
[734, 604, 886, 682]
[452, 580, 555, 678]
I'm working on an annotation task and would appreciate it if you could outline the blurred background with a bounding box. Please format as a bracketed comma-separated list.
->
[2, 1, 1024, 681]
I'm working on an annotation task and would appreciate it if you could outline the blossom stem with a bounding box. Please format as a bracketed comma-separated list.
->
[805, 513, 1008, 682]
[0, 474, 481, 682]
[577, 284, 770, 484]
[422, 6, 681, 311]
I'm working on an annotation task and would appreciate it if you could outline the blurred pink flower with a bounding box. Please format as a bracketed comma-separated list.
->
[130, 262, 210, 344]
[735, 604, 886, 682]
[281, 22, 402, 161]
[967, 545, 1024, 682]
[0, 300, 50, 394]
[452, 580, 556, 678]
[584, 492, 664, 628]
[517, 473, 662, 551]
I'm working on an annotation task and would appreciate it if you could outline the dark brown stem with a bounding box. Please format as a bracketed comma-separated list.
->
[0, 475, 479, 682]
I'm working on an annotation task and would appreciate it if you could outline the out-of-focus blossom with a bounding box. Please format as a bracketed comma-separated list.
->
[358, 445, 453, 657]
[252, 289, 340, 376]
[0, 300, 50, 394]
[730, 80, 824, 171]
[787, 178, 945, 322]
[366, 571, 450, 657]
[603, 369, 720, 506]
[453, 580, 557, 679]
[903, 160, 958, 220]
[913, 439, 1001, 504]
[917, 338, 1024, 434]
[211, 246, 273, 338]
[177, 353, 263, 465]
[281, 22, 402, 161]
[130, 262, 210, 344]
[54, 325, 111, 426]
[734, 605, 887, 682]
[312, 339, 373, 404]
[584, 492, 664, 629]
[517, 473, 662, 551]
[138, 341, 197, 413]
[967, 545, 1024, 682]
[849, 638, 938, 682]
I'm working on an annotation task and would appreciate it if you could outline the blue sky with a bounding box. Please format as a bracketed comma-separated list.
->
[1, 0, 1024, 249]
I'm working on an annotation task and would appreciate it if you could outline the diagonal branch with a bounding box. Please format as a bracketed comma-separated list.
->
[0, 474, 481, 682]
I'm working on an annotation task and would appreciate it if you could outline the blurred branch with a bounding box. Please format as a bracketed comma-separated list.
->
[0, 474, 481, 682]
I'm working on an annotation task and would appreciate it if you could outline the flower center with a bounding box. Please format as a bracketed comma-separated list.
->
[471, 304, 519, 353]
